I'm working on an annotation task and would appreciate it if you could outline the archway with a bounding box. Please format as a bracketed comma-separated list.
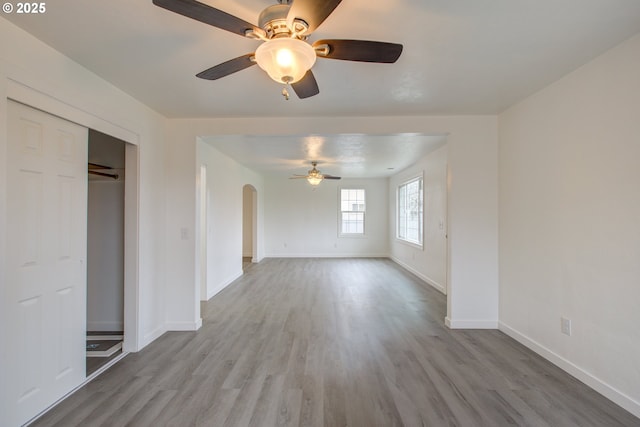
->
[242, 184, 258, 269]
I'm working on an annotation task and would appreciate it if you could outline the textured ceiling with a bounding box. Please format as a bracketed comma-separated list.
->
[4, 1, 640, 176]
[5, 0, 640, 118]
[202, 133, 447, 178]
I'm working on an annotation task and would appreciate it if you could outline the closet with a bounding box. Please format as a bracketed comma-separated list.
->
[86, 130, 126, 375]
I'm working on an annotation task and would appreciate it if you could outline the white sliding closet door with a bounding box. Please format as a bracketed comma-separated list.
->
[3, 101, 88, 426]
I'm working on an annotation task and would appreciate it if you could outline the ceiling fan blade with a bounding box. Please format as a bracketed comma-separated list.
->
[291, 70, 320, 99]
[322, 175, 341, 180]
[289, 175, 310, 179]
[287, 0, 343, 33]
[152, 0, 260, 38]
[196, 54, 256, 80]
[313, 39, 403, 63]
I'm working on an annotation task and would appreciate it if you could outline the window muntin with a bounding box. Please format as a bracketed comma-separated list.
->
[397, 177, 423, 246]
[340, 188, 365, 235]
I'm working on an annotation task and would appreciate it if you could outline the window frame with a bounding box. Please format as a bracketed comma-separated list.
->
[338, 187, 366, 237]
[396, 174, 424, 248]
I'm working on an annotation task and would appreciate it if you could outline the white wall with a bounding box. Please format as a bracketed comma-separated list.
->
[87, 131, 126, 332]
[0, 18, 168, 351]
[264, 177, 389, 257]
[242, 185, 254, 257]
[197, 141, 265, 301]
[165, 116, 498, 329]
[87, 180, 124, 331]
[390, 144, 448, 293]
[499, 33, 640, 417]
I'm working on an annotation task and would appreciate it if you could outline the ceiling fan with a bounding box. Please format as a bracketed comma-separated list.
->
[152, 0, 403, 99]
[290, 161, 341, 185]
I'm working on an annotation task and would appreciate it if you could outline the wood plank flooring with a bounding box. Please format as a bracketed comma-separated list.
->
[31, 258, 639, 426]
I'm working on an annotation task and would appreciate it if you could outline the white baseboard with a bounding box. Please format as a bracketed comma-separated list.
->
[206, 270, 243, 300]
[87, 321, 124, 331]
[499, 321, 640, 418]
[390, 256, 446, 294]
[264, 253, 390, 258]
[87, 333, 123, 340]
[165, 319, 202, 332]
[141, 325, 166, 349]
[445, 317, 499, 329]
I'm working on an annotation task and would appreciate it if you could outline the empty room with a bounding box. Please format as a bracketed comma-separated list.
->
[1, 1, 639, 426]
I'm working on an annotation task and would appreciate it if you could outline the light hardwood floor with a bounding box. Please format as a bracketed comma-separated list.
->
[31, 258, 639, 426]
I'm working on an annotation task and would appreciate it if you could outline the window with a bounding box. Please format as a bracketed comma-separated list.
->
[397, 176, 423, 246]
[340, 188, 365, 235]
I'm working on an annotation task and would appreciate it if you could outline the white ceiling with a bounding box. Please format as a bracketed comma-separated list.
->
[4, 0, 640, 177]
[202, 133, 447, 178]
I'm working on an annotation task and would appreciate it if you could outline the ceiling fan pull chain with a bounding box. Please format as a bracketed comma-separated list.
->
[282, 86, 290, 100]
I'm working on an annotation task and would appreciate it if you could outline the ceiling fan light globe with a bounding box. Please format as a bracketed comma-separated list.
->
[276, 49, 294, 67]
[255, 38, 316, 84]
[307, 176, 323, 186]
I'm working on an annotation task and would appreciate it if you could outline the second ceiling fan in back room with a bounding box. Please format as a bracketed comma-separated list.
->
[152, 0, 403, 99]
[289, 161, 341, 185]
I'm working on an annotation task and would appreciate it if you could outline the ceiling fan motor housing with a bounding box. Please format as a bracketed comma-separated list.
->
[259, 4, 290, 38]
[259, 3, 309, 39]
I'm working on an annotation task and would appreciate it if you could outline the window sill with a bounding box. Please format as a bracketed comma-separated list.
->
[395, 238, 423, 250]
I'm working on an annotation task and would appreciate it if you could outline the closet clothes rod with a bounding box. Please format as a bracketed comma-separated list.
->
[88, 162, 112, 170]
[89, 170, 119, 179]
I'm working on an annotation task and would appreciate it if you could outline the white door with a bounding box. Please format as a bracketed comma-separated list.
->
[3, 101, 88, 426]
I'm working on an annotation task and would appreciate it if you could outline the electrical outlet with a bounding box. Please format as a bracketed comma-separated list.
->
[561, 317, 572, 336]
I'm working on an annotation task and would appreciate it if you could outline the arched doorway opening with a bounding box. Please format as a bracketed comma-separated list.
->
[242, 184, 258, 270]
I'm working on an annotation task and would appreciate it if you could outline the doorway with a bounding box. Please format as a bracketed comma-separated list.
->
[86, 130, 126, 375]
[242, 184, 257, 270]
